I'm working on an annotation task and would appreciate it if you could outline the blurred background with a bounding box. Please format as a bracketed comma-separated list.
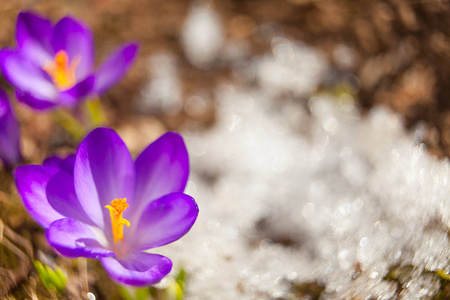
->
[0, 0, 450, 299]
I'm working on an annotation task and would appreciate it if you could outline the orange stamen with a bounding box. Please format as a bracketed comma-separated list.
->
[105, 198, 130, 244]
[42, 50, 79, 90]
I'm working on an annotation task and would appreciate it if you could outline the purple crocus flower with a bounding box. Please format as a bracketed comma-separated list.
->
[0, 88, 22, 167]
[15, 128, 198, 286]
[0, 11, 138, 110]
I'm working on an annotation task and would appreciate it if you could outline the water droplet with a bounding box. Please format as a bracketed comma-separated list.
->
[87, 292, 96, 300]
[75, 241, 85, 248]
[359, 237, 368, 247]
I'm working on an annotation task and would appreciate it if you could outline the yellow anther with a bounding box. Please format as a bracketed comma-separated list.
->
[105, 198, 130, 244]
[42, 50, 80, 90]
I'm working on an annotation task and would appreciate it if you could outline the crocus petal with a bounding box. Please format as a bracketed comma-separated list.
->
[52, 16, 94, 80]
[47, 218, 114, 259]
[43, 154, 76, 173]
[0, 89, 21, 167]
[47, 171, 94, 225]
[101, 252, 172, 286]
[128, 193, 198, 251]
[16, 11, 53, 66]
[0, 49, 58, 101]
[60, 154, 76, 172]
[94, 43, 138, 95]
[15, 90, 58, 110]
[129, 132, 189, 218]
[43, 156, 64, 168]
[74, 128, 135, 233]
[15, 165, 64, 228]
[58, 75, 94, 106]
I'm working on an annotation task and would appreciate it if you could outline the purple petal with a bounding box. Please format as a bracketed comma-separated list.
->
[0, 49, 58, 102]
[0, 89, 22, 167]
[43, 156, 64, 168]
[94, 43, 139, 95]
[101, 252, 172, 286]
[47, 218, 114, 259]
[15, 90, 58, 110]
[16, 11, 53, 66]
[43, 154, 76, 173]
[52, 16, 94, 80]
[60, 154, 76, 172]
[129, 132, 189, 219]
[47, 171, 94, 225]
[73, 128, 135, 234]
[14, 165, 64, 228]
[128, 193, 198, 251]
[58, 75, 94, 106]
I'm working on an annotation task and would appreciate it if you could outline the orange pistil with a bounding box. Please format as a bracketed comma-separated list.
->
[105, 198, 130, 244]
[42, 50, 80, 90]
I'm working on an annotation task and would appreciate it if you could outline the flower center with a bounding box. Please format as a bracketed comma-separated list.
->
[105, 198, 130, 244]
[42, 50, 79, 90]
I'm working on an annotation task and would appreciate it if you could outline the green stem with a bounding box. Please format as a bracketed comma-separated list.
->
[53, 97, 108, 141]
[436, 270, 450, 281]
[84, 97, 108, 126]
[52, 109, 86, 140]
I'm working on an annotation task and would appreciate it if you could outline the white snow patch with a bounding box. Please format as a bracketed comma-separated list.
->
[138, 20, 450, 299]
[137, 53, 183, 114]
[181, 2, 224, 68]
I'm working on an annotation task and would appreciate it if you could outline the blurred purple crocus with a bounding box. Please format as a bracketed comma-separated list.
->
[0, 11, 138, 110]
[0, 88, 22, 168]
[15, 128, 198, 286]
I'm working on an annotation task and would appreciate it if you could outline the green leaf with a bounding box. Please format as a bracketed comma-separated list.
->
[33, 260, 67, 294]
[118, 286, 152, 300]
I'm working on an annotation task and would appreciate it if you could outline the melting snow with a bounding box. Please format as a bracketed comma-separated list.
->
[140, 4, 450, 299]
